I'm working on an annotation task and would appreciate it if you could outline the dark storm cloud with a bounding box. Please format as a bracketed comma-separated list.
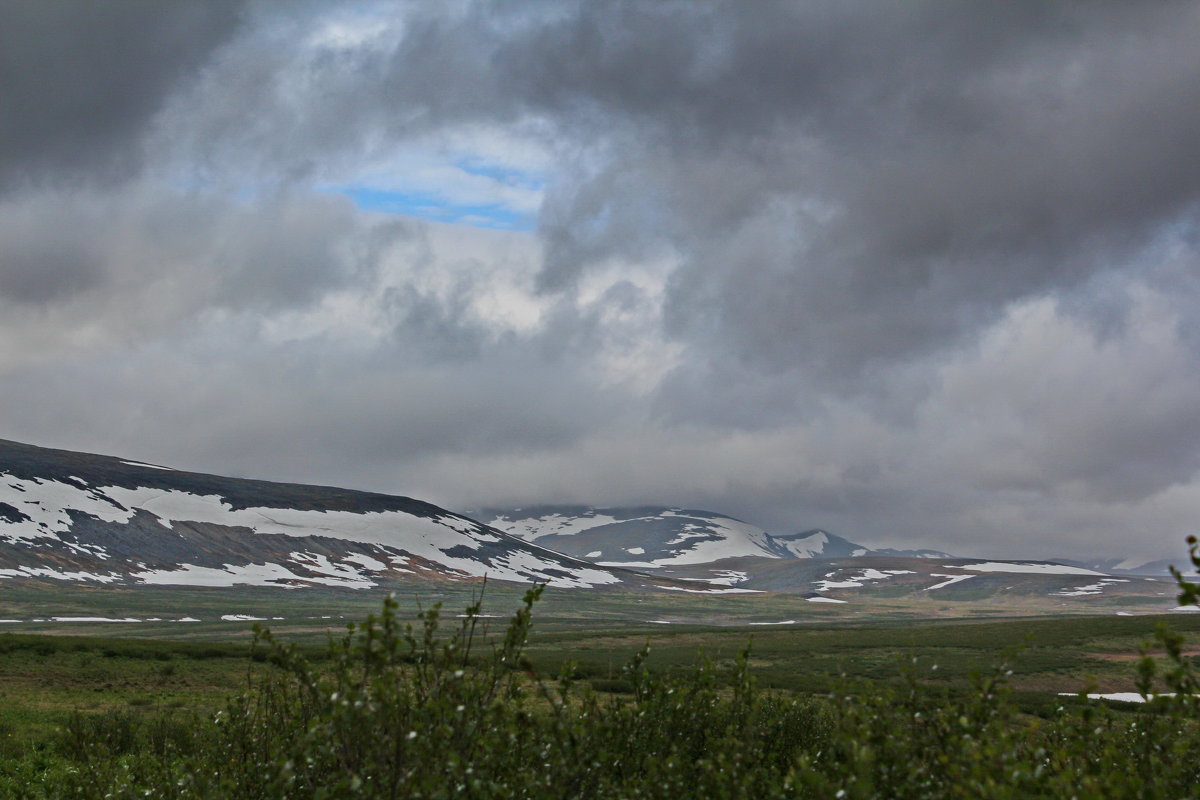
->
[0, 0, 246, 187]
[0, 186, 387, 338]
[491, 0, 1200, 374]
[162, 0, 1200, 375]
[2, 1, 1199, 561]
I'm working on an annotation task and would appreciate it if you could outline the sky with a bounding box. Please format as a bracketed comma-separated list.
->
[2, 0, 1199, 562]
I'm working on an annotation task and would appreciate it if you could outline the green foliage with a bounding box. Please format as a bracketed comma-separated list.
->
[14, 568, 1200, 799]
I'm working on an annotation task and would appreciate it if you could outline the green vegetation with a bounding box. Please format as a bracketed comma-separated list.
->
[4, 581, 1200, 798]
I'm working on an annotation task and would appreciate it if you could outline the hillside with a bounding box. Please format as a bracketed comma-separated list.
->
[0, 439, 659, 590]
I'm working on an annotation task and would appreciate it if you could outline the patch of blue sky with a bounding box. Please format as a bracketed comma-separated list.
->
[453, 158, 547, 192]
[332, 186, 537, 231]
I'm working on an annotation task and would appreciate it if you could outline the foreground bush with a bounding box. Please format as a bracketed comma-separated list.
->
[31, 583, 1200, 799]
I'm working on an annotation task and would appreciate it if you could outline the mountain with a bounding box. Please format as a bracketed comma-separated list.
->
[474, 506, 781, 566]
[474, 506, 949, 567]
[1052, 557, 1183, 577]
[0, 439, 659, 591]
[764, 529, 869, 558]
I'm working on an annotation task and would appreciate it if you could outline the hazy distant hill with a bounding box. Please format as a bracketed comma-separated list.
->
[476, 506, 953, 567]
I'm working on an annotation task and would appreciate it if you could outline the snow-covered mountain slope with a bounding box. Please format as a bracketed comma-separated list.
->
[0, 439, 651, 590]
[475, 506, 939, 567]
[475, 506, 780, 567]
[766, 529, 870, 558]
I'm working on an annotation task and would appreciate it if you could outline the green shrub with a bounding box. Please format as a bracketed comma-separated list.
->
[31, 575, 1200, 799]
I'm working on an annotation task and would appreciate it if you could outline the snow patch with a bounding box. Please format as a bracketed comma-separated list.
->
[959, 562, 1107, 576]
[136, 562, 344, 588]
[701, 570, 749, 586]
[1054, 578, 1130, 597]
[924, 574, 975, 591]
[340, 553, 388, 571]
[815, 568, 915, 592]
[1059, 692, 1174, 703]
[660, 585, 762, 594]
[0, 565, 121, 583]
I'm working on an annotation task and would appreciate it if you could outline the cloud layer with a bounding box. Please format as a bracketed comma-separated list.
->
[2, 0, 1198, 561]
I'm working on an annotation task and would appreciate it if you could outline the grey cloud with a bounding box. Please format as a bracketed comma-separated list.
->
[0, 186, 389, 348]
[0, 197, 108, 304]
[0, 333, 627, 504]
[479, 0, 1200, 376]
[0, 0, 246, 187]
[383, 281, 490, 362]
[3, 2, 1200, 562]
[159, 0, 1200, 378]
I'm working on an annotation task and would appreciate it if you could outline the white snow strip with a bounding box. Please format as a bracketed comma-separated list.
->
[585, 551, 602, 558]
[134, 562, 359, 588]
[1054, 578, 1130, 597]
[119, 461, 176, 471]
[1170, 606, 1200, 613]
[959, 562, 1107, 576]
[0, 566, 121, 583]
[659, 585, 762, 594]
[748, 620, 797, 625]
[814, 568, 915, 592]
[626, 546, 645, 555]
[924, 574, 975, 591]
[221, 615, 267, 622]
[806, 596, 847, 604]
[50, 617, 141, 623]
[1058, 692, 1174, 703]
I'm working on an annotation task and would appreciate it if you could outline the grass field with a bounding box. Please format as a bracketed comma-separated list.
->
[4, 584, 1200, 797]
[4, 597, 1198, 745]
